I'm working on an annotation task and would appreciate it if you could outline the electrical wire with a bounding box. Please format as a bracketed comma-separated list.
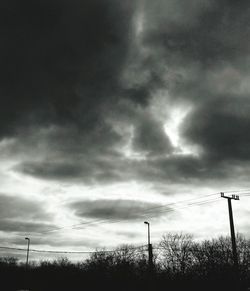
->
[2, 188, 248, 254]
[72, 197, 220, 230]
[223, 189, 250, 193]
[0, 188, 247, 257]
[0, 245, 147, 254]
[38, 192, 220, 234]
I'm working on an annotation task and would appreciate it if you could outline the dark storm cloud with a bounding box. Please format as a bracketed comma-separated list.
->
[0, 220, 54, 233]
[0, 0, 136, 137]
[2, 0, 250, 188]
[141, 0, 250, 104]
[69, 199, 169, 221]
[14, 154, 221, 184]
[143, 0, 250, 64]
[12, 120, 250, 188]
[182, 96, 250, 161]
[12, 101, 173, 184]
[16, 158, 125, 183]
[0, 194, 51, 220]
[0, 0, 176, 184]
[139, 0, 250, 169]
[0, 193, 54, 233]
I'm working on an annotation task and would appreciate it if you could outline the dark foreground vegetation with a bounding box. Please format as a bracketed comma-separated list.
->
[1, 233, 250, 291]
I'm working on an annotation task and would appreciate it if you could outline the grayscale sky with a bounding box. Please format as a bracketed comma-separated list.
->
[0, 0, 250, 260]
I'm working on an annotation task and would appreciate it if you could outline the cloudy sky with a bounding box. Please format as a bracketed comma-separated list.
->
[0, 0, 250, 260]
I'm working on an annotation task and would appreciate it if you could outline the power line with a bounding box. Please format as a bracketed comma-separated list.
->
[39, 217, 114, 234]
[0, 245, 147, 254]
[5, 189, 248, 241]
[223, 189, 250, 193]
[38, 192, 220, 234]
[3, 194, 222, 243]
[0, 197, 220, 254]
[1, 187, 248, 260]
[73, 197, 220, 230]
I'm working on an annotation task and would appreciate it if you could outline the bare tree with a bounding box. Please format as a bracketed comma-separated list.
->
[159, 232, 194, 274]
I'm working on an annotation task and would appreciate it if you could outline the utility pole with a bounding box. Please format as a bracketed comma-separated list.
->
[220, 193, 239, 275]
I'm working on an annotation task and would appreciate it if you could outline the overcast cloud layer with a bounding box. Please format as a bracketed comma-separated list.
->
[0, 0, 250, 256]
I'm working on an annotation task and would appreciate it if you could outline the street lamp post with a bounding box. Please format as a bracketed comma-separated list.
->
[25, 237, 30, 268]
[144, 221, 153, 271]
[144, 221, 150, 245]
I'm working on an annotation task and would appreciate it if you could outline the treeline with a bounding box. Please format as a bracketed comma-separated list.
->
[1, 233, 250, 291]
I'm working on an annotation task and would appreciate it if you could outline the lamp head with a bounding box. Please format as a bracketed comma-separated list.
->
[144, 221, 149, 225]
[25, 237, 30, 240]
